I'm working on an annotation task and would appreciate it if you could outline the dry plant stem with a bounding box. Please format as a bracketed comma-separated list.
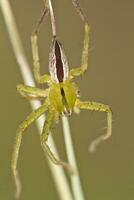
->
[0, 0, 73, 200]
[62, 116, 85, 200]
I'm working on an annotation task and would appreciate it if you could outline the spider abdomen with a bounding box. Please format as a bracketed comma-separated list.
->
[49, 39, 69, 83]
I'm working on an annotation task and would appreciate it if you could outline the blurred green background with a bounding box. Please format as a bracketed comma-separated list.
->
[0, 0, 134, 199]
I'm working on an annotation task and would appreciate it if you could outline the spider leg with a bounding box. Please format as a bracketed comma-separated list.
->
[40, 111, 74, 173]
[76, 99, 112, 152]
[69, 0, 90, 78]
[31, 3, 51, 84]
[69, 23, 90, 78]
[72, 0, 89, 24]
[11, 102, 48, 199]
[33, 1, 49, 35]
[17, 84, 49, 100]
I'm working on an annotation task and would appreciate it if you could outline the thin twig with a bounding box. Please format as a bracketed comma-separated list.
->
[62, 116, 85, 200]
[0, 0, 73, 200]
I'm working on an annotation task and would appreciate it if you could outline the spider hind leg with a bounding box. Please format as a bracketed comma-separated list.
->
[40, 110, 74, 174]
[76, 99, 112, 152]
[11, 102, 48, 198]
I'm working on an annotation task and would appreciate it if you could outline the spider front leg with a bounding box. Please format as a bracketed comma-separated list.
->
[31, 33, 50, 84]
[31, 4, 51, 84]
[40, 110, 73, 173]
[76, 99, 112, 152]
[72, 0, 89, 24]
[11, 102, 48, 199]
[69, 0, 90, 78]
[70, 23, 90, 79]
[17, 84, 49, 100]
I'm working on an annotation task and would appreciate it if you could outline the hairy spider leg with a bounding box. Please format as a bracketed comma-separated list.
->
[17, 84, 49, 100]
[68, 0, 91, 78]
[69, 23, 90, 78]
[33, 1, 49, 35]
[72, 0, 89, 24]
[40, 110, 73, 173]
[11, 102, 48, 199]
[30, 2, 51, 84]
[76, 99, 112, 152]
[31, 33, 51, 84]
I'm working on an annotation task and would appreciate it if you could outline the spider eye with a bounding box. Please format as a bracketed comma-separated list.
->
[77, 89, 80, 97]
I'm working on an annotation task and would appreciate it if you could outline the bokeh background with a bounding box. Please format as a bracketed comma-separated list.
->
[0, 0, 134, 199]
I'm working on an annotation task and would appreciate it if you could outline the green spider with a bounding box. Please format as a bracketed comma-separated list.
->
[11, 0, 112, 198]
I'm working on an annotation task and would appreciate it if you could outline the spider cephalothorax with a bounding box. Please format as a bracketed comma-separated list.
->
[49, 80, 78, 115]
